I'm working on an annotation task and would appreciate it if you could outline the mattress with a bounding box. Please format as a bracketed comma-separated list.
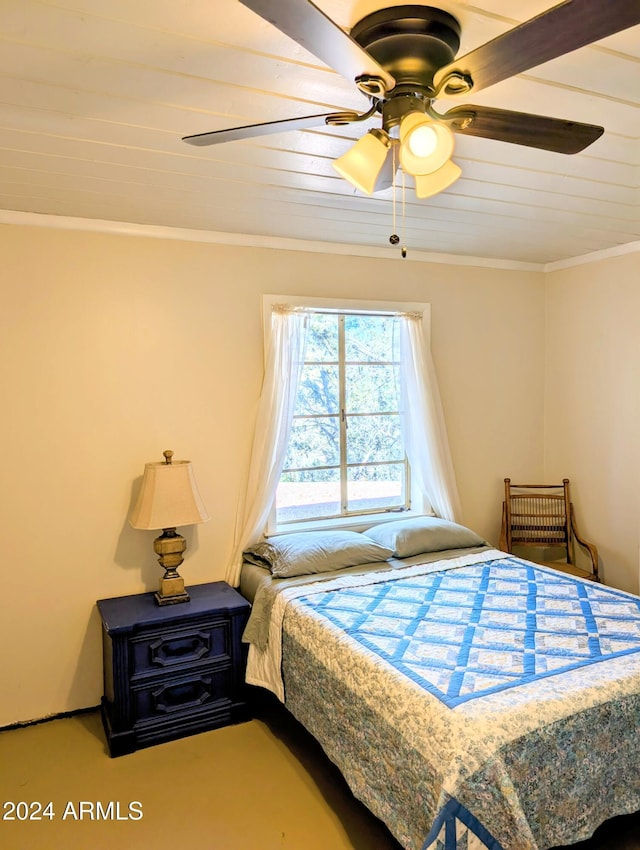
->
[239, 560, 270, 604]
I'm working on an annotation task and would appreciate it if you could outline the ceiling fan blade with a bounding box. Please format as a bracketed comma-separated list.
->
[434, 0, 640, 95]
[240, 0, 395, 92]
[182, 112, 344, 146]
[444, 105, 603, 153]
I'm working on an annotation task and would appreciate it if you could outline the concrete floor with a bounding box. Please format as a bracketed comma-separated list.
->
[0, 699, 638, 850]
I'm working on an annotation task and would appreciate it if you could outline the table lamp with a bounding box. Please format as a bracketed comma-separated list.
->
[129, 450, 210, 605]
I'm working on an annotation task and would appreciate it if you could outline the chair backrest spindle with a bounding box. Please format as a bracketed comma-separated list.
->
[500, 477, 599, 581]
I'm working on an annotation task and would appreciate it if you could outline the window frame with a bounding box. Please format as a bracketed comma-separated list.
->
[262, 294, 432, 535]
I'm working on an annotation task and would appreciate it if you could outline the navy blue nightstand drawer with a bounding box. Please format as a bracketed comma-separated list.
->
[130, 619, 230, 677]
[132, 667, 231, 720]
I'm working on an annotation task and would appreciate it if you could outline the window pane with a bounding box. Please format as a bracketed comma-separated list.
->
[284, 416, 340, 470]
[347, 464, 405, 512]
[346, 413, 403, 465]
[344, 315, 399, 363]
[276, 307, 411, 527]
[306, 313, 338, 362]
[295, 364, 339, 416]
[276, 469, 340, 523]
[346, 364, 399, 414]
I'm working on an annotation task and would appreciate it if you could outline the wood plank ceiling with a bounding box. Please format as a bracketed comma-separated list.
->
[1, 0, 638, 264]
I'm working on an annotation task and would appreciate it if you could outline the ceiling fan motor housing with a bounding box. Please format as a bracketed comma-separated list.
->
[350, 5, 462, 95]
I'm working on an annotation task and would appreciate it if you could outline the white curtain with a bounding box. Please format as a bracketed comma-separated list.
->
[226, 306, 308, 586]
[399, 313, 462, 522]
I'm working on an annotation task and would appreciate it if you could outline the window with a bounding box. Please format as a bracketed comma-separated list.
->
[276, 310, 409, 526]
[226, 294, 460, 585]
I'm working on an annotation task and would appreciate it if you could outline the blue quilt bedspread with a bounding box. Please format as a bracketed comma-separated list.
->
[297, 557, 640, 708]
[267, 553, 640, 850]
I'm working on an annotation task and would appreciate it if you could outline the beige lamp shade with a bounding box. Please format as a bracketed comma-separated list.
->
[414, 160, 462, 198]
[129, 459, 210, 530]
[333, 129, 392, 195]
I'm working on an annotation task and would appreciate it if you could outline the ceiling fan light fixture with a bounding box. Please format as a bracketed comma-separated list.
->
[333, 128, 392, 195]
[407, 124, 438, 158]
[414, 160, 462, 198]
[399, 112, 455, 176]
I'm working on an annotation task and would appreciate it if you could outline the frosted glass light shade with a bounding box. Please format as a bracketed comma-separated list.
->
[333, 129, 392, 194]
[414, 160, 462, 198]
[400, 113, 455, 176]
[130, 457, 210, 530]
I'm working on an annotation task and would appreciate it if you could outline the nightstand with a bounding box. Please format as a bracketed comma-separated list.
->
[97, 581, 251, 757]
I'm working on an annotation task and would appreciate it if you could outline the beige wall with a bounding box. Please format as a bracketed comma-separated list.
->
[545, 252, 640, 593]
[1, 223, 546, 725]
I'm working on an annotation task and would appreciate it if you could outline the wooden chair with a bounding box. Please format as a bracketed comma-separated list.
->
[499, 478, 600, 581]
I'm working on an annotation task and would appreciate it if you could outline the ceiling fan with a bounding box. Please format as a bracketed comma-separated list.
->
[182, 0, 640, 199]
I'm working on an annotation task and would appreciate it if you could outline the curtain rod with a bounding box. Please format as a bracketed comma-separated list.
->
[274, 305, 422, 319]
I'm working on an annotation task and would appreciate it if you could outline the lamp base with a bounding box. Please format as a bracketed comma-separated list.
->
[155, 574, 190, 606]
[153, 528, 191, 606]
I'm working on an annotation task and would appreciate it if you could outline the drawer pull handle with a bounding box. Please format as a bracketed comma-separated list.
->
[152, 677, 213, 713]
[149, 631, 210, 666]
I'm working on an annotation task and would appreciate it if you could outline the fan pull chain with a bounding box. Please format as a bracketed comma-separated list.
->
[401, 170, 407, 258]
[389, 142, 399, 249]
[389, 142, 405, 256]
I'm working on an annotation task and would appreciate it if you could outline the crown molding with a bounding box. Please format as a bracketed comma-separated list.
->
[0, 209, 543, 272]
[545, 240, 640, 272]
[2, 210, 636, 273]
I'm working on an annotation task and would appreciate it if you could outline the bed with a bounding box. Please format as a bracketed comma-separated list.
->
[239, 517, 640, 850]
